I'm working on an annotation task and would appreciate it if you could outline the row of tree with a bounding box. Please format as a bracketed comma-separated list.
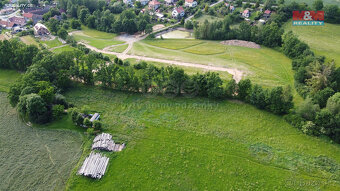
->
[57, 0, 153, 34]
[193, 14, 283, 47]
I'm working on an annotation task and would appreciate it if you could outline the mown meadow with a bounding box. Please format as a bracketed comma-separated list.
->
[130, 39, 294, 88]
[71, 26, 124, 50]
[284, 21, 340, 67]
[0, 70, 84, 191]
[65, 85, 340, 191]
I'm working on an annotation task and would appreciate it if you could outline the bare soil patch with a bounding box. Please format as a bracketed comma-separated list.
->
[221, 40, 261, 49]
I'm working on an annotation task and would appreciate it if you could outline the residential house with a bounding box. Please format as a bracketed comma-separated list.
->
[172, 6, 185, 18]
[34, 23, 50, 36]
[148, 0, 161, 11]
[263, 9, 271, 19]
[123, 0, 133, 5]
[23, 12, 43, 24]
[0, 20, 15, 29]
[185, 0, 197, 8]
[138, 0, 149, 6]
[242, 9, 250, 18]
[165, 0, 175, 4]
[0, 8, 15, 15]
[229, 5, 235, 13]
[8, 16, 26, 27]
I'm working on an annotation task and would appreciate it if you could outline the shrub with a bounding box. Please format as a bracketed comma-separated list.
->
[52, 104, 65, 120]
[93, 121, 102, 130]
[302, 121, 320, 136]
[84, 118, 92, 128]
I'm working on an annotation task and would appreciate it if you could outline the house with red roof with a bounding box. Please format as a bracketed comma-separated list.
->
[0, 20, 15, 29]
[148, 0, 161, 11]
[185, 0, 197, 8]
[263, 9, 271, 19]
[8, 16, 26, 26]
[242, 9, 250, 18]
[172, 6, 185, 18]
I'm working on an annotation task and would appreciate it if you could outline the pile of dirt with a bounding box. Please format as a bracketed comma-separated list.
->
[220, 40, 261, 49]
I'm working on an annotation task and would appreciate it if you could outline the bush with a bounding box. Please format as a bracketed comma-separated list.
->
[302, 121, 320, 136]
[93, 120, 102, 130]
[76, 113, 84, 126]
[71, 109, 79, 122]
[86, 128, 95, 136]
[52, 104, 65, 120]
[84, 118, 92, 128]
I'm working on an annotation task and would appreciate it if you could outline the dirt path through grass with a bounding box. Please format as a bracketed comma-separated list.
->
[80, 42, 244, 82]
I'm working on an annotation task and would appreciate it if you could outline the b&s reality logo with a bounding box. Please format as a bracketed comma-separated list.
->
[292, 11, 324, 26]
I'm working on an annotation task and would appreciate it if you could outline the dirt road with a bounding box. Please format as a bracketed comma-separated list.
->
[79, 42, 243, 82]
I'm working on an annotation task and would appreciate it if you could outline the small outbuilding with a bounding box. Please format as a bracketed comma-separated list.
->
[90, 113, 100, 122]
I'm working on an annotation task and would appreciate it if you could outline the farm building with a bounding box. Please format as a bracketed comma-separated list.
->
[34, 23, 50, 36]
[90, 113, 100, 122]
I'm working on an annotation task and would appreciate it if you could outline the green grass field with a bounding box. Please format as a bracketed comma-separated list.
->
[19, 36, 39, 47]
[52, 45, 77, 54]
[125, 58, 233, 80]
[72, 26, 124, 49]
[0, 92, 84, 191]
[41, 38, 63, 49]
[283, 21, 340, 67]
[131, 39, 294, 88]
[107, 44, 128, 53]
[64, 85, 340, 190]
[0, 69, 21, 92]
[194, 14, 224, 23]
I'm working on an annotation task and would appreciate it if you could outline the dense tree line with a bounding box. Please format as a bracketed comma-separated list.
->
[57, 0, 152, 34]
[0, 39, 39, 71]
[282, 31, 340, 142]
[194, 14, 283, 47]
[1, 39, 105, 124]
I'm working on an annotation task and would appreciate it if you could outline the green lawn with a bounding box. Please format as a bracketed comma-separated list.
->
[125, 58, 233, 81]
[41, 38, 63, 48]
[72, 26, 124, 50]
[107, 44, 128, 53]
[52, 45, 77, 54]
[19, 35, 39, 47]
[194, 14, 224, 23]
[0, 69, 21, 92]
[65, 85, 340, 190]
[283, 21, 340, 67]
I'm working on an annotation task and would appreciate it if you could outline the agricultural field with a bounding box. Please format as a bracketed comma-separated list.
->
[0, 92, 84, 191]
[284, 21, 340, 67]
[65, 85, 340, 190]
[71, 26, 124, 49]
[130, 39, 294, 88]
